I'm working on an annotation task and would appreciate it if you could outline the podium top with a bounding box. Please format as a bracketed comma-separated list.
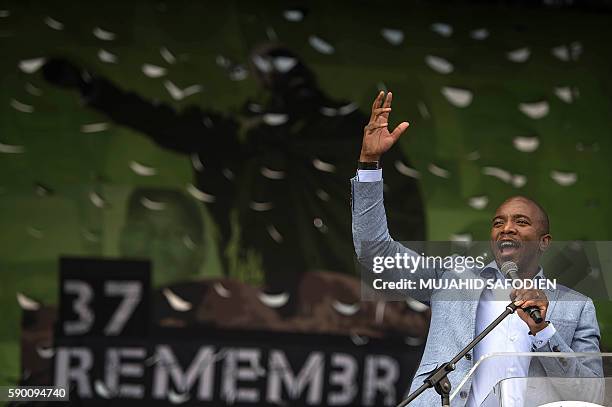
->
[451, 352, 612, 407]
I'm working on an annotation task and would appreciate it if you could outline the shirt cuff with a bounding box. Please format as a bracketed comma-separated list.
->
[530, 322, 557, 349]
[356, 169, 383, 182]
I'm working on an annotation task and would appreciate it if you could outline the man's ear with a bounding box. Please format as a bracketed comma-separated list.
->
[539, 234, 552, 252]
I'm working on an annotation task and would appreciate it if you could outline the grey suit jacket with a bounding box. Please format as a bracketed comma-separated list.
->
[350, 177, 602, 407]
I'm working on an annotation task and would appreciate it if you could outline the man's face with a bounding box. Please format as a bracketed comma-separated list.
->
[489, 198, 550, 272]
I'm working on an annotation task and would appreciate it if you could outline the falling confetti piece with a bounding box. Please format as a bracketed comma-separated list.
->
[186, 183, 215, 203]
[482, 166, 512, 183]
[17, 292, 40, 310]
[249, 201, 274, 212]
[332, 301, 360, 316]
[428, 163, 451, 178]
[140, 197, 166, 210]
[0, 141, 25, 153]
[163, 81, 202, 101]
[550, 170, 577, 186]
[98, 49, 118, 63]
[316, 189, 330, 201]
[36, 346, 55, 359]
[466, 151, 480, 161]
[406, 298, 429, 312]
[228, 65, 248, 81]
[273, 56, 297, 73]
[554, 86, 576, 103]
[213, 282, 231, 298]
[431, 22, 453, 37]
[18, 57, 46, 73]
[168, 390, 190, 404]
[312, 158, 336, 173]
[283, 9, 304, 22]
[142, 64, 167, 78]
[89, 191, 107, 208]
[129, 161, 157, 176]
[518, 101, 549, 119]
[183, 235, 196, 250]
[262, 113, 289, 126]
[468, 195, 488, 210]
[470, 28, 489, 40]
[417, 101, 430, 119]
[260, 167, 286, 180]
[80, 122, 109, 133]
[94, 381, 112, 399]
[191, 154, 204, 171]
[441, 87, 473, 107]
[513, 136, 540, 152]
[162, 288, 192, 311]
[160, 47, 176, 64]
[425, 55, 454, 74]
[511, 174, 527, 188]
[93, 26, 116, 41]
[25, 83, 42, 96]
[394, 161, 420, 178]
[258, 291, 289, 308]
[266, 224, 284, 243]
[10, 99, 34, 113]
[308, 35, 335, 55]
[451, 233, 472, 243]
[44, 16, 64, 30]
[381, 28, 404, 45]
[0, 10, 10, 18]
[27, 227, 44, 239]
[506, 47, 530, 63]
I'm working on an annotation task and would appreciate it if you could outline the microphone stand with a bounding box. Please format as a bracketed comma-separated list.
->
[396, 302, 519, 407]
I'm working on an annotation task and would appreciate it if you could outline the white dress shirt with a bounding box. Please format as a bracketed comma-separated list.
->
[356, 169, 556, 407]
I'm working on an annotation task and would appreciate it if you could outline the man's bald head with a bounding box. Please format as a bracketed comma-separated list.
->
[498, 195, 550, 235]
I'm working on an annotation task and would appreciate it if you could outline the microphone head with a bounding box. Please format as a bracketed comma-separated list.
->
[501, 261, 519, 279]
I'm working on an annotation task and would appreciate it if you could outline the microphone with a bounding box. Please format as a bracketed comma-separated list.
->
[500, 261, 544, 324]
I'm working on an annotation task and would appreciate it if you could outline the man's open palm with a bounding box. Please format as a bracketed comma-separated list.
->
[360, 91, 409, 162]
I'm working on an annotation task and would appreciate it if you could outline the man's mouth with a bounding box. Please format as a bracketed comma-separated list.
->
[497, 240, 520, 255]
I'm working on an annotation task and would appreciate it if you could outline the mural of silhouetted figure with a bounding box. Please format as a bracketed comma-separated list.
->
[42, 44, 425, 297]
[120, 188, 207, 286]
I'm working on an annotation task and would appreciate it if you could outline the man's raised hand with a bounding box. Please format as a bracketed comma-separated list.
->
[359, 91, 409, 162]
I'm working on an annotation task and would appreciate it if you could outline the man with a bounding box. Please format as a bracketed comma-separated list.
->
[351, 91, 602, 406]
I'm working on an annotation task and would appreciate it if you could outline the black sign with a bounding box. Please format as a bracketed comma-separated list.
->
[59, 257, 150, 338]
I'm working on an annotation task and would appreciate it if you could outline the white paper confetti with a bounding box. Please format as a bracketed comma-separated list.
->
[142, 64, 167, 78]
[482, 166, 512, 183]
[0, 141, 25, 154]
[163, 81, 202, 101]
[89, 191, 108, 208]
[129, 161, 157, 176]
[262, 113, 289, 126]
[468, 196, 488, 210]
[506, 47, 530, 63]
[98, 49, 118, 63]
[186, 183, 215, 203]
[518, 101, 549, 119]
[394, 161, 421, 178]
[249, 201, 274, 212]
[513, 136, 540, 152]
[266, 224, 284, 243]
[283, 9, 304, 22]
[44, 16, 64, 30]
[10, 99, 34, 113]
[93, 26, 116, 41]
[81, 122, 109, 133]
[431, 22, 453, 37]
[312, 158, 336, 173]
[428, 163, 451, 178]
[162, 288, 192, 311]
[308, 35, 335, 55]
[260, 167, 286, 180]
[140, 197, 166, 211]
[425, 55, 454, 74]
[381, 28, 404, 45]
[554, 86, 576, 104]
[550, 170, 577, 186]
[17, 292, 40, 310]
[470, 28, 489, 40]
[441, 87, 473, 108]
[160, 47, 176, 64]
[258, 291, 289, 308]
[18, 57, 46, 74]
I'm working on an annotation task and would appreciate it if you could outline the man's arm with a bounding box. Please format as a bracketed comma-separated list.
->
[352, 92, 437, 302]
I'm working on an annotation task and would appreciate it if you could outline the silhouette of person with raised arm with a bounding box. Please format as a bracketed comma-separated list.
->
[42, 44, 425, 303]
